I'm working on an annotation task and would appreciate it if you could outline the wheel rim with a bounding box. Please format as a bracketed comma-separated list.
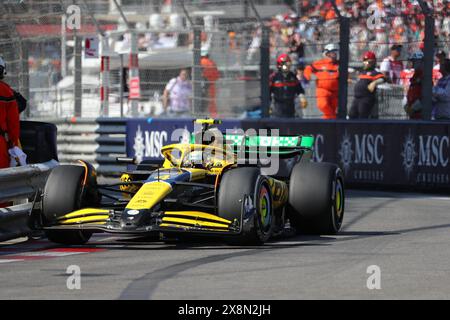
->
[258, 184, 272, 233]
[335, 179, 344, 220]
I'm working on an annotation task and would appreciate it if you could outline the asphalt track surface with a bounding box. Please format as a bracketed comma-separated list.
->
[0, 190, 449, 300]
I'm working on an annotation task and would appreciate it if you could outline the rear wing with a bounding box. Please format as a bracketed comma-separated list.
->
[223, 134, 314, 149]
[190, 119, 314, 156]
[223, 134, 314, 158]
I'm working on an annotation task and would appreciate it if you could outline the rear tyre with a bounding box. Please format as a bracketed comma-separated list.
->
[218, 167, 274, 245]
[42, 165, 94, 245]
[287, 162, 344, 235]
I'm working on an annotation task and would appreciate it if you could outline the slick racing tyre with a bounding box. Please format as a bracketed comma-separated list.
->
[218, 167, 274, 245]
[287, 162, 344, 235]
[42, 165, 97, 245]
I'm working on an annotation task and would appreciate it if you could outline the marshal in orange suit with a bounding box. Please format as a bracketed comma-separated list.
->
[200, 50, 220, 118]
[304, 44, 340, 119]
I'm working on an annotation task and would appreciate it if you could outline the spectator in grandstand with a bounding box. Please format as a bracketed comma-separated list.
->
[400, 58, 415, 94]
[289, 33, 305, 66]
[404, 51, 425, 120]
[296, 64, 309, 89]
[432, 59, 450, 120]
[433, 50, 447, 84]
[304, 44, 340, 119]
[247, 28, 261, 63]
[200, 49, 220, 118]
[380, 44, 404, 85]
[288, 0, 449, 61]
[269, 54, 307, 118]
[162, 68, 192, 118]
[349, 51, 385, 119]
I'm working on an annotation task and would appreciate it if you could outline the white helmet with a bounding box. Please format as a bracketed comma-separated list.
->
[324, 43, 339, 54]
[186, 150, 203, 165]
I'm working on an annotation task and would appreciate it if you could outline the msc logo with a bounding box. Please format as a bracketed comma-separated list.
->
[401, 132, 417, 177]
[338, 132, 353, 171]
[338, 132, 384, 171]
[401, 134, 449, 175]
[417, 135, 449, 167]
[133, 125, 168, 162]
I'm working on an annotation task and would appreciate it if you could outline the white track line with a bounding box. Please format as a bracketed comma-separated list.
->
[0, 259, 25, 264]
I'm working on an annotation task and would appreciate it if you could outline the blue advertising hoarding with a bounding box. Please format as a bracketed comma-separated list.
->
[124, 118, 450, 190]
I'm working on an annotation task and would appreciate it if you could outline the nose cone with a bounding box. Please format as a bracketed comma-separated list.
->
[121, 181, 173, 229]
[126, 181, 173, 211]
[121, 209, 147, 230]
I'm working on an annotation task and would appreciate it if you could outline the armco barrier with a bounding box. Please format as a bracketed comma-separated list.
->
[0, 160, 58, 242]
[125, 118, 450, 191]
[0, 160, 58, 203]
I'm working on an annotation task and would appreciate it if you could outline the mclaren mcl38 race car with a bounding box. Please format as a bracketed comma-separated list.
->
[31, 120, 345, 246]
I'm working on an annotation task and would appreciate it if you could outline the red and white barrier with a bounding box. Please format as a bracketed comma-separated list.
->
[100, 55, 110, 116]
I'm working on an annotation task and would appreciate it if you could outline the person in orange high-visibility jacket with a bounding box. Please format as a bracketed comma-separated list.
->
[0, 57, 20, 169]
[304, 44, 339, 119]
[200, 50, 220, 117]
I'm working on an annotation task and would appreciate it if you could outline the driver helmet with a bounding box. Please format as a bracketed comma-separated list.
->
[186, 150, 204, 166]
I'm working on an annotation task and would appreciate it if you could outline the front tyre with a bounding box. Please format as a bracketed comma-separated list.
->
[42, 165, 96, 244]
[287, 162, 345, 235]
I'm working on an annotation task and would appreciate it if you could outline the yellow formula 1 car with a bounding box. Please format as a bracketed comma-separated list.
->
[33, 120, 345, 245]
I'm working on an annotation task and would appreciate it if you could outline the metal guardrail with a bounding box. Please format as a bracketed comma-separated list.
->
[0, 160, 58, 242]
[50, 118, 127, 177]
[0, 160, 58, 203]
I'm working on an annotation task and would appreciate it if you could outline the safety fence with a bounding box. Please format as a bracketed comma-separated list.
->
[2, 1, 448, 121]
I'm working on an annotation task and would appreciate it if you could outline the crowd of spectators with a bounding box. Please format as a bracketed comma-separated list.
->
[267, 0, 450, 66]
[261, 0, 450, 119]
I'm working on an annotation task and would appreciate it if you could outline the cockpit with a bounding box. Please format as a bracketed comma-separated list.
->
[162, 145, 236, 170]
